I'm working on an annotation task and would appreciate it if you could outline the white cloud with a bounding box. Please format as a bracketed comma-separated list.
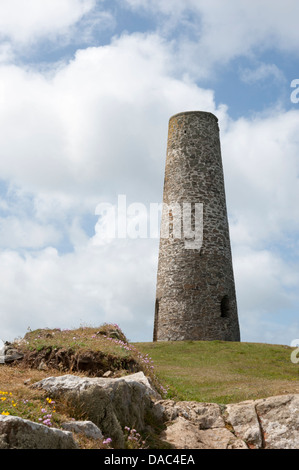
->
[0, 0, 97, 46]
[234, 247, 298, 313]
[239, 63, 286, 85]
[122, 0, 299, 78]
[0, 238, 158, 342]
[219, 109, 299, 345]
[0, 33, 220, 203]
[0, 43, 14, 63]
[0, 216, 60, 249]
[0, 32, 222, 342]
[78, 9, 116, 44]
[221, 110, 299, 247]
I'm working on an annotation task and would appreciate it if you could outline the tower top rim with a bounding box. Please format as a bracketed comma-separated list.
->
[169, 111, 218, 122]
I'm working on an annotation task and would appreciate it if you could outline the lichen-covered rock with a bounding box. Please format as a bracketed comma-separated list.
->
[0, 416, 78, 449]
[159, 400, 225, 429]
[159, 400, 248, 449]
[255, 394, 299, 449]
[161, 416, 248, 449]
[32, 372, 162, 448]
[159, 394, 299, 449]
[224, 394, 299, 449]
[1, 382, 298, 449]
[225, 400, 263, 448]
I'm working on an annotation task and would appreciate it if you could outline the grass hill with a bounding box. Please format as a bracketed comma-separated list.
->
[135, 339, 299, 404]
[0, 324, 298, 448]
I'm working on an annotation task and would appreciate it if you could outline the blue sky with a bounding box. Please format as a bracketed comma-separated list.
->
[0, 0, 298, 346]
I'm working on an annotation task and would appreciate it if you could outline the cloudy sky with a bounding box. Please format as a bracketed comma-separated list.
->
[0, 0, 298, 346]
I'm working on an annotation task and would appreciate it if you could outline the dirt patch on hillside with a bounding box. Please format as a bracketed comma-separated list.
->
[20, 346, 140, 377]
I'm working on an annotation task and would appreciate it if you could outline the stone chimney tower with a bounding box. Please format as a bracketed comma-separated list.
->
[153, 111, 240, 342]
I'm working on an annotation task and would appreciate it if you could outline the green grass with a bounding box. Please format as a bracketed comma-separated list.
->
[6, 327, 299, 407]
[1, 325, 299, 448]
[22, 324, 129, 355]
[135, 340, 299, 404]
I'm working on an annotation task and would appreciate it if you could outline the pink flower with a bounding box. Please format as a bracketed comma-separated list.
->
[103, 438, 112, 445]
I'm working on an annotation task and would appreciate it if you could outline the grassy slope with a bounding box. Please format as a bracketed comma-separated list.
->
[1, 327, 298, 448]
[0, 325, 160, 449]
[135, 340, 299, 404]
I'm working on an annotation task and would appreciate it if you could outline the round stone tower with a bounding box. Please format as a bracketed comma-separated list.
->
[153, 111, 240, 342]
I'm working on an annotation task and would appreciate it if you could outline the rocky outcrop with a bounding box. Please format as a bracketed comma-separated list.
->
[226, 394, 299, 449]
[0, 342, 24, 364]
[161, 416, 248, 449]
[158, 394, 299, 449]
[0, 370, 298, 449]
[158, 400, 247, 449]
[16, 327, 139, 376]
[32, 373, 299, 449]
[0, 415, 78, 449]
[32, 372, 162, 448]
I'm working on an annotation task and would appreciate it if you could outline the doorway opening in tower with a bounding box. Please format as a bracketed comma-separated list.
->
[220, 295, 230, 318]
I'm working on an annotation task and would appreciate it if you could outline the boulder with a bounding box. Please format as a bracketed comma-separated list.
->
[256, 394, 299, 449]
[225, 400, 263, 448]
[160, 394, 299, 449]
[162, 416, 248, 449]
[159, 400, 225, 429]
[0, 416, 78, 449]
[0, 342, 24, 364]
[61, 420, 103, 440]
[159, 400, 248, 449]
[32, 371, 162, 448]
[225, 394, 299, 449]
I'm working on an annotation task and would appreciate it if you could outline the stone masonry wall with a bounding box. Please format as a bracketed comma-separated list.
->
[154, 111, 240, 341]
